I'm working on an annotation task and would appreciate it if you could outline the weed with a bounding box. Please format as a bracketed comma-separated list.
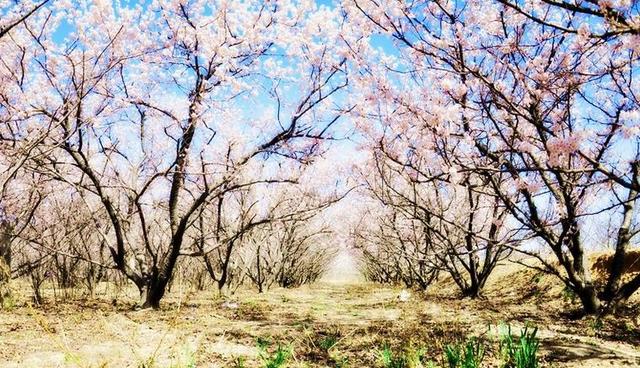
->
[63, 352, 82, 365]
[333, 355, 349, 367]
[624, 322, 635, 333]
[170, 349, 196, 368]
[561, 286, 577, 303]
[499, 325, 539, 368]
[378, 345, 426, 368]
[531, 273, 542, 284]
[379, 345, 409, 368]
[318, 333, 339, 352]
[0, 292, 16, 310]
[443, 337, 485, 368]
[588, 317, 604, 334]
[443, 343, 460, 368]
[259, 343, 292, 368]
[257, 336, 271, 350]
[137, 357, 156, 368]
[232, 356, 246, 368]
[238, 301, 266, 321]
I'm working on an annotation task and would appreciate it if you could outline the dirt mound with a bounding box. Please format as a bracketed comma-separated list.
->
[592, 250, 640, 278]
[481, 253, 640, 306]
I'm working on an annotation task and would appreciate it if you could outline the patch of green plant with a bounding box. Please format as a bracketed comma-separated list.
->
[333, 355, 349, 368]
[443, 337, 485, 368]
[588, 317, 604, 333]
[379, 345, 409, 368]
[624, 322, 635, 333]
[378, 345, 426, 368]
[238, 300, 266, 320]
[499, 325, 539, 368]
[259, 344, 292, 368]
[531, 273, 542, 284]
[561, 286, 577, 303]
[257, 336, 272, 350]
[0, 292, 17, 310]
[137, 357, 156, 368]
[318, 333, 339, 352]
[232, 356, 246, 368]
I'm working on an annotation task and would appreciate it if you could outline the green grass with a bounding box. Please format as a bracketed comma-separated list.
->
[378, 345, 426, 368]
[443, 337, 485, 368]
[258, 339, 292, 368]
[318, 333, 339, 352]
[499, 325, 540, 368]
[232, 356, 246, 368]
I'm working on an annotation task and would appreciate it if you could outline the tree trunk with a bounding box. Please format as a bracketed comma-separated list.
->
[0, 223, 12, 306]
[575, 284, 601, 315]
[217, 240, 235, 291]
[463, 281, 482, 299]
[602, 184, 637, 302]
[0, 222, 12, 273]
[256, 244, 263, 293]
[141, 276, 166, 309]
[143, 288, 163, 309]
[612, 273, 640, 306]
[218, 271, 227, 292]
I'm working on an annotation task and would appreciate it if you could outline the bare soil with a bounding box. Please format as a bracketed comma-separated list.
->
[0, 265, 639, 367]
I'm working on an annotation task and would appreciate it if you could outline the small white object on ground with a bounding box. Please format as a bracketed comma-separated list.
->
[398, 289, 411, 302]
[221, 301, 239, 309]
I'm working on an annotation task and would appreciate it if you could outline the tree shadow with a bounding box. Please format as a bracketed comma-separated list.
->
[543, 336, 640, 365]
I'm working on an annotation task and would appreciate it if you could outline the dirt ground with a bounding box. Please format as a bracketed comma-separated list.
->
[1, 266, 639, 367]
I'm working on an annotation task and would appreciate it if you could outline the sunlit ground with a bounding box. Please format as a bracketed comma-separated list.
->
[1, 262, 638, 368]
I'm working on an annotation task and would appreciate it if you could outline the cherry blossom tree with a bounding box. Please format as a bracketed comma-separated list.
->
[242, 206, 336, 292]
[15, 192, 112, 300]
[353, 139, 516, 296]
[195, 182, 342, 293]
[352, 207, 441, 289]
[5, 0, 353, 308]
[493, 0, 640, 310]
[0, 0, 54, 305]
[347, 0, 640, 313]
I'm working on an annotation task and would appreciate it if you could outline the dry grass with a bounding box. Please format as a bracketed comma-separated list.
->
[592, 250, 640, 278]
[0, 264, 639, 367]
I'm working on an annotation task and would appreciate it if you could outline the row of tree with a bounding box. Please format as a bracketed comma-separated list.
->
[347, 0, 640, 314]
[0, 0, 349, 308]
[2, 177, 338, 305]
[2, 0, 640, 315]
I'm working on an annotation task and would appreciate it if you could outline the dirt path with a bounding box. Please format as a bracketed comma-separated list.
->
[0, 282, 639, 367]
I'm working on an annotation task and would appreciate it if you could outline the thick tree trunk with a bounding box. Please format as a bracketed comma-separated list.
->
[0, 223, 12, 305]
[217, 270, 227, 291]
[143, 286, 163, 309]
[602, 185, 637, 302]
[462, 279, 482, 299]
[0, 222, 11, 271]
[561, 225, 604, 314]
[565, 266, 602, 315]
[560, 261, 604, 314]
[0, 228, 11, 267]
[575, 285, 601, 315]
[612, 273, 640, 305]
[133, 266, 165, 310]
[141, 276, 167, 309]
[217, 240, 235, 291]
